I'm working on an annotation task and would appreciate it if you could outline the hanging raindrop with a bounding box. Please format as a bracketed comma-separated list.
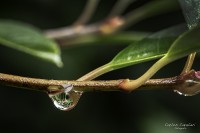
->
[174, 71, 200, 96]
[48, 84, 82, 111]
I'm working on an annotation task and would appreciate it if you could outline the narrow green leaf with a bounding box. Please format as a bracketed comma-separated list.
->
[0, 20, 63, 67]
[109, 24, 187, 70]
[166, 26, 200, 60]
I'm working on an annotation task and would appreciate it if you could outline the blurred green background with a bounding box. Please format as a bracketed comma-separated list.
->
[0, 0, 200, 133]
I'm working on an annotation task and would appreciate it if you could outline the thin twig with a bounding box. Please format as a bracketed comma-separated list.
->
[74, 0, 100, 26]
[45, 24, 100, 39]
[120, 0, 179, 30]
[45, 0, 179, 41]
[107, 0, 135, 18]
[0, 72, 182, 93]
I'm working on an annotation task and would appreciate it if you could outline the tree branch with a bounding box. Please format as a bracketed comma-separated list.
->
[1, 70, 199, 95]
[44, 0, 179, 42]
[0, 72, 180, 93]
[45, 24, 100, 40]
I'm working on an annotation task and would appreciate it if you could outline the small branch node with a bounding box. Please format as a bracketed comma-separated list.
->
[100, 16, 124, 34]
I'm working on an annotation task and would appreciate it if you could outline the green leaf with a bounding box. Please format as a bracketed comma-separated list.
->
[166, 26, 200, 60]
[179, 0, 200, 29]
[0, 20, 63, 67]
[108, 24, 187, 70]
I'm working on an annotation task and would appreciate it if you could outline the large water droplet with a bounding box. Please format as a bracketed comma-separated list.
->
[48, 84, 82, 111]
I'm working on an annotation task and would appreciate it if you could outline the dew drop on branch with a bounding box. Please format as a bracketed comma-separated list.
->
[174, 71, 200, 96]
[48, 84, 82, 111]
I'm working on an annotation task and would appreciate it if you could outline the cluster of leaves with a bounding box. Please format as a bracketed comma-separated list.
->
[0, 0, 200, 79]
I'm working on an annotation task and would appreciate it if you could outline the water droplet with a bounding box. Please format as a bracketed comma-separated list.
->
[48, 84, 82, 111]
[127, 56, 132, 60]
[174, 79, 200, 96]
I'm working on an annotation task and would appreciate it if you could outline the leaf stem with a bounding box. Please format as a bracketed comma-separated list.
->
[120, 57, 171, 91]
[181, 52, 196, 74]
[78, 64, 112, 81]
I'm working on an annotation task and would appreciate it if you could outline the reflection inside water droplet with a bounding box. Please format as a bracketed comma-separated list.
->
[48, 84, 82, 111]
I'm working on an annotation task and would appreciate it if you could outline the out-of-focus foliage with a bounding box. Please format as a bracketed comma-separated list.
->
[0, 20, 62, 67]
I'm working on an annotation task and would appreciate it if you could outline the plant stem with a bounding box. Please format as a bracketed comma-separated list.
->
[120, 0, 179, 30]
[120, 57, 170, 91]
[107, 0, 135, 18]
[58, 32, 149, 46]
[45, 0, 178, 41]
[78, 64, 111, 81]
[0, 72, 178, 93]
[181, 52, 196, 74]
[74, 0, 100, 25]
[45, 24, 100, 39]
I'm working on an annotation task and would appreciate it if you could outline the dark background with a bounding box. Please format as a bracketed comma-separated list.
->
[0, 0, 199, 133]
